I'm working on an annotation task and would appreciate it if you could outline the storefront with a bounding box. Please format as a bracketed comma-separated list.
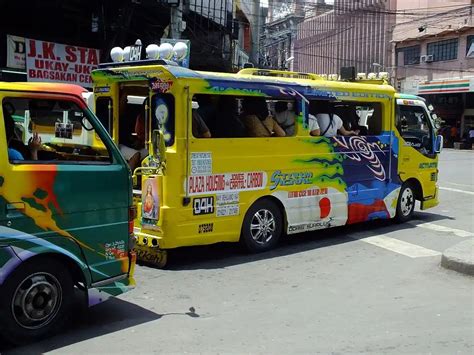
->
[403, 77, 474, 142]
[2, 35, 100, 89]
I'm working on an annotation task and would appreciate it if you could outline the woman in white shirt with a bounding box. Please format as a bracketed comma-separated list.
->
[310, 101, 359, 137]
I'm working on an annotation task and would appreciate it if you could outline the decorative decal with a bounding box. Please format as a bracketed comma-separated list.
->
[54, 122, 74, 139]
[149, 77, 173, 93]
[333, 136, 386, 181]
[319, 197, 331, 219]
[288, 218, 334, 233]
[94, 86, 110, 93]
[419, 162, 437, 169]
[104, 240, 126, 260]
[216, 204, 239, 217]
[187, 172, 266, 195]
[216, 192, 239, 205]
[270, 170, 313, 191]
[191, 152, 212, 175]
[142, 178, 159, 227]
[198, 223, 214, 234]
[288, 187, 328, 198]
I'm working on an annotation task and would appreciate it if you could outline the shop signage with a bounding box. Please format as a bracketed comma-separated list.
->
[417, 78, 474, 94]
[6, 35, 26, 69]
[25, 38, 100, 88]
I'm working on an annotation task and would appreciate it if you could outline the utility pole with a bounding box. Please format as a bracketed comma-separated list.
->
[170, 0, 184, 39]
[250, 0, 261, 64]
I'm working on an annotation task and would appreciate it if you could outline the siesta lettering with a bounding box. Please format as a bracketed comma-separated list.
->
[269, 170, 313, 190]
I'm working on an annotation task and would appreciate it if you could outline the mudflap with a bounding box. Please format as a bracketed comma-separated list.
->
[421, 187, 439, 210]
[133, 244, 168, 268]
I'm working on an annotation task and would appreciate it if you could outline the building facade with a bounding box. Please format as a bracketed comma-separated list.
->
[294, 0, 397, 75]
[261, 0, 304, 70]
[233, 0, 262, 71]
[393, 2, 474, 137]
[0, 0, 252, 78]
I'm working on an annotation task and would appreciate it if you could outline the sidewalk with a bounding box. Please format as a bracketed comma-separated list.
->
[441, 239, 474, 276]
[443, 148, 474, 152]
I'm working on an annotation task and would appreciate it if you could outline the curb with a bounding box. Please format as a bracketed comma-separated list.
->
[441, 239, 474, 276]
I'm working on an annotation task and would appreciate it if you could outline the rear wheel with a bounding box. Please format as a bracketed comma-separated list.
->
[395, 183, 416, 222]
[0, 258, 73, 345]
[240, 199, 283, 253]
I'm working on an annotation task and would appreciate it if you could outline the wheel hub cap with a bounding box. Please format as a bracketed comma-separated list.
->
[12, 272, 62, 330]
[401, 188, 414, 216]
[250, 209, 276, 245]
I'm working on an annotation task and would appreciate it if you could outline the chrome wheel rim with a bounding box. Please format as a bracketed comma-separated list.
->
[11, 272, 62, 330]
[400, 187, 414, 216]
[250, 209, 276, 245]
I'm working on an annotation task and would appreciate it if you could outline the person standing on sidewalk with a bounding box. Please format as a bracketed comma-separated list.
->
[469, 127, 474, 146]
[450, 125, 458, 146]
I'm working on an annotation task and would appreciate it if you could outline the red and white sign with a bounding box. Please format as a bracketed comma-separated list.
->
[26, 38, 100, 88]
[187, 172, 267, 195]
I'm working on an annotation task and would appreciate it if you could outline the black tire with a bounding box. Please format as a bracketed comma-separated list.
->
[240, 199, 283, 253]
[0, 258, 73, 345]
[395, 183, 416, 223]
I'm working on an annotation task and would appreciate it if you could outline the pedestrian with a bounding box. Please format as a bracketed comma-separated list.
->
[469, 126, 474, 145]
[450, 125, 458, 146]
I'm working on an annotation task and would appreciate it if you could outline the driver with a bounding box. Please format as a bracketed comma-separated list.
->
[4, 103, 41, 161]
[117, 93, 148, 172]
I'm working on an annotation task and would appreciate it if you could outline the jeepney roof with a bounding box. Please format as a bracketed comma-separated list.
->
[0, 82, 87, 97]
[92, 64, 396, 95]
[395, 93, 425, 101]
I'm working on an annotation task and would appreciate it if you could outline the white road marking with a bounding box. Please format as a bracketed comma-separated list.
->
[444, 182, 473, 188]
[439, 186, 474, 195]
[410, 221, 474, 238]
[353, 234, 441, 258]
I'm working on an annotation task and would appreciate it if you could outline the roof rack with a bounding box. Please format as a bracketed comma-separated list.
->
[237, 68, 321, 80]
[98, 59, 178, 69]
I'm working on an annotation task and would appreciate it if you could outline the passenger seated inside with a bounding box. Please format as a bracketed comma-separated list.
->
[118, 94, 148, 172]
[240, 97, 285, 137]
[3, 102, 41, 161]
[214, 95, 245, 138]
[354, 108, 369, 135]
[274, 101, 296, 136]
[194, 94, 217, 130]
[308, 113, 320, 136]
[192, 109, 211, 138]
[310, 101, 359, 137]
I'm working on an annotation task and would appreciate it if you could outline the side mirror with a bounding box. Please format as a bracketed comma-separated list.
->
[151, 129, 166, 162]
[433, 116, 444, 130]
[434, 134, 443, 154]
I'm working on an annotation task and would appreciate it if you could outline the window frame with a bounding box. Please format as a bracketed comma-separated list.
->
[467, 35, 474, 57]
[95, 96, 113, 136]
[396, 103, 434, 156]
[3, 95, 114, 165]
[427, 38, 458, 62]
[396, 45, 421, 65]
[189, 93, 299, 139]
[306, 100, 383, 137]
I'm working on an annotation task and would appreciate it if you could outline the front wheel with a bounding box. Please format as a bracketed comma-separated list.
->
[0, 259, 73, 345]
[395, 183, 416, 223]
[240, 199, 283, 253]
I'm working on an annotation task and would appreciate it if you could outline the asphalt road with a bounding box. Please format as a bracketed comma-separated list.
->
[3, 149, 473, 354]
